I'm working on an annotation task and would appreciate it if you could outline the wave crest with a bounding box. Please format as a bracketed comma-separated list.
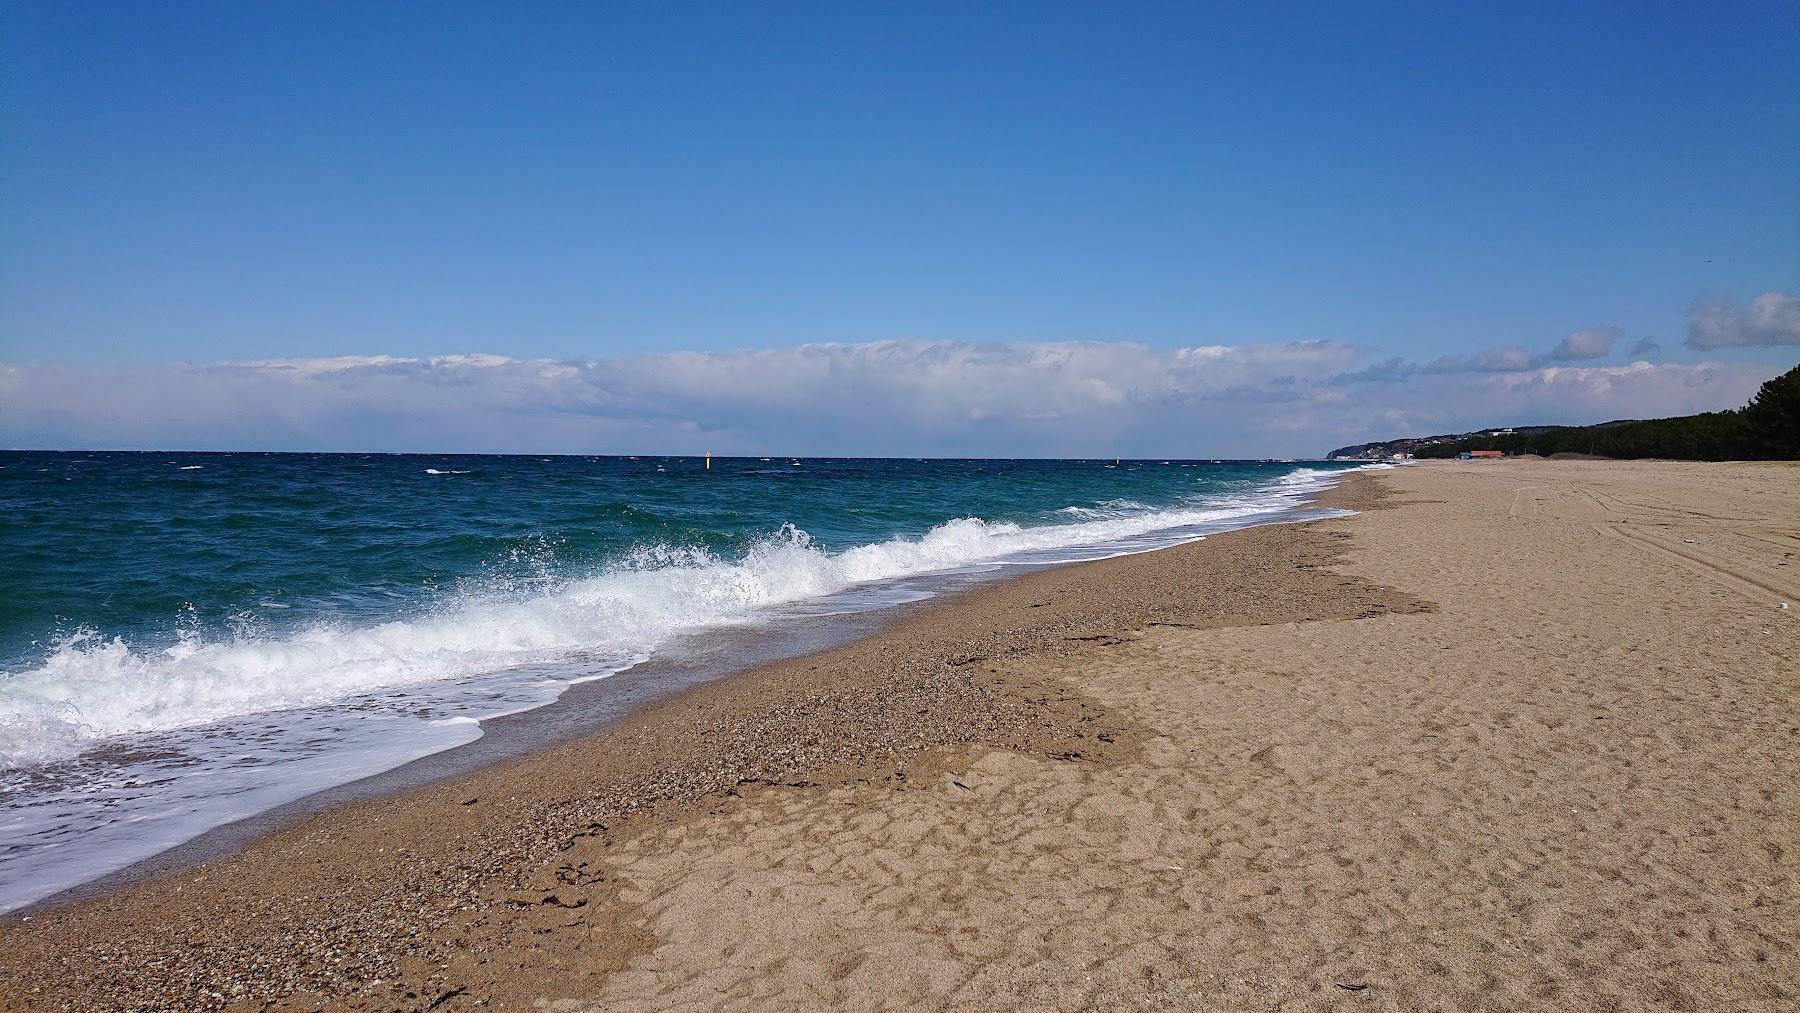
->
[0, 465, 1371, 768]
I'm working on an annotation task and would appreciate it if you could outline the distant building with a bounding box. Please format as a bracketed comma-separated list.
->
[1460, 449, 1504, 459]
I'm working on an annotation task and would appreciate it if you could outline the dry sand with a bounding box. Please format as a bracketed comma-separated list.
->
[2, 460, 1795, 1011]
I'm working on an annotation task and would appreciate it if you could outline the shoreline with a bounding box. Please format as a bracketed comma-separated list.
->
[11, 482, 1360, 918]
[6, 459, 1793, 1011]
[17, 587, 908, 915]
[0, 474, 1419, 1010]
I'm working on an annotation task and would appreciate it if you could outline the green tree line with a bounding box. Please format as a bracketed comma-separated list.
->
[1416, 363, 1800, 461]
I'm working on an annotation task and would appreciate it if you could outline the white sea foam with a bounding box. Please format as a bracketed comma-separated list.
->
[0, 464, 1378, 769]
[1057, 498, 1152, 518]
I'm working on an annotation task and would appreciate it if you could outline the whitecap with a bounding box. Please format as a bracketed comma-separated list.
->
[0, 464, 1381, 770]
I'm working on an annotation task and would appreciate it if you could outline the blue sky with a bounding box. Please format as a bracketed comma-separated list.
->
[1, 2, 1796, 455]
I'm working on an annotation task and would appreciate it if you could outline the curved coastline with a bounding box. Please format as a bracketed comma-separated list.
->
[0, 473, 1421, 1011]
[8, 472, 1368, 918]
[14, 460, 1795, 1011]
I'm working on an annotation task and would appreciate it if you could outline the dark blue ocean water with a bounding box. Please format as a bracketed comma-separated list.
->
[0, 451, 1376, 909]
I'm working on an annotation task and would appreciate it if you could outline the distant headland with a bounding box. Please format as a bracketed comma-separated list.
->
[1329, 363, 1799, 462]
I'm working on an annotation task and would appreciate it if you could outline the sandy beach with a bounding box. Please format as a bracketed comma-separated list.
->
[2, 460, 1796, 1011]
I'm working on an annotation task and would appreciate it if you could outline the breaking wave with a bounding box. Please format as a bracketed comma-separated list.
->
[0, 464, 1375, 768]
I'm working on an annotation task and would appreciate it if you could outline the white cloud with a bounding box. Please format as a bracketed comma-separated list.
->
[1548, 326, 1621, 361]
[1687, 291, 1800, 349]
[1427, 344, 1543, 373]
[1407, 326, 1620, 378]
[0, 340, 1784, 457]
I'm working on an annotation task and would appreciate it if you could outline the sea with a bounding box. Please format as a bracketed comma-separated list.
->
[0, 452, 1387, 911]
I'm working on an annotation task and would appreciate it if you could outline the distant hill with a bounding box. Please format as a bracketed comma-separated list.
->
[1327, 427, 1556, 461]
[1328, 363, 1799, 462]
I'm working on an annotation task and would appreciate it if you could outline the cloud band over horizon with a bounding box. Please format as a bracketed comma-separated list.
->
[1687, 292, 1800, 349]
[4, 333, 1790, 458]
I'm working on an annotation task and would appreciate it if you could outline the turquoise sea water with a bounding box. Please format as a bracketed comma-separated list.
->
[0, 452, 1379, 909]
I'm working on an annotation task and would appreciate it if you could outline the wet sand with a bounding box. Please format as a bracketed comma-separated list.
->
[2, 461, 1796, 1011]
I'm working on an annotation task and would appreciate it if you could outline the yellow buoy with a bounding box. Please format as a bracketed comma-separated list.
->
[705, 451, 711, 470]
